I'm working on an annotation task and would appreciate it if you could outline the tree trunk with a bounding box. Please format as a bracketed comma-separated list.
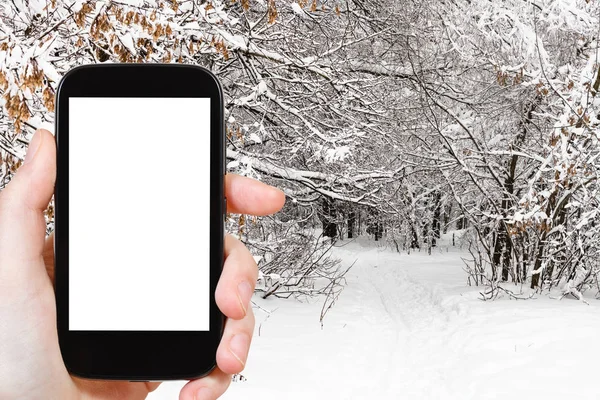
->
[374, 221, 383, 241]
[457, 215, 467, 230]
[348, 210, 356, 239]
[322, 198, 337, 238]
[530, 236, 545, 289]
[522, 244, 528, 283]
[501, 237, 512, 282]
[515, 242, 522, 283]
[410, 226, 420, 249]
[443, 201, 451, 234]
[546, 206, 568, 285]
[432, 191, 442, 247]
[367, 208, 383, 241]
[491, 228, 502, 281]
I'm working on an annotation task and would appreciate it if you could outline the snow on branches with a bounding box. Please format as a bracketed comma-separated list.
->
[426, 0, 600, 294]
[4, 0, 600, 303]
[0, 0, 371, 315]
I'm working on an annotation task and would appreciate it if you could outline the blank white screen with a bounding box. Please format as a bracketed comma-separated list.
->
[69, 97, 210, 331]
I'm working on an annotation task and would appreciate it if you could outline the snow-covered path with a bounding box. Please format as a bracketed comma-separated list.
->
[151, 238, 600, 400]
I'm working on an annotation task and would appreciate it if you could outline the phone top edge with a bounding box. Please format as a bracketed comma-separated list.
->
[55, 63, 225, 101]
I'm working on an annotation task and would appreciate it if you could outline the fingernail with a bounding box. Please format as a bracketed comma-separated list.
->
[237, 281, 253, 316]
[229, 333, 249, 367]
[24, 130, 43, 165]
[194, 387, 214, 400]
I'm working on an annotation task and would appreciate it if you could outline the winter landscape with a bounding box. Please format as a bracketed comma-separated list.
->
[2, 0, 600, 398]
[150, 232, 600, 400]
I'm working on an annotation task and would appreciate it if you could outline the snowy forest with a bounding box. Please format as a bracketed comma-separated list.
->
[2, 0, 600, 299]
[3, 0, 600, 397]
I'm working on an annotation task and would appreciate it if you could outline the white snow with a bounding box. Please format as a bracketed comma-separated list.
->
[148, 233, 600, 399]
[291, 3, 307, 18]
[216, 29, 247, 50]
[324, 145, 351, 163]
[226, 160, 240, 169]
[248, 132, 262, 144]
[28, 0, 46, 14]
[119, 32, 136, 56]
[36, 57, 61, 83]
[256, 80, 267, 96]
[112, 0, 146, 6]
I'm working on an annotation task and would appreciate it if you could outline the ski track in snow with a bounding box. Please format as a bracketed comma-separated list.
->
[342, 244, 466, 399]
[150, 236, 600, 400]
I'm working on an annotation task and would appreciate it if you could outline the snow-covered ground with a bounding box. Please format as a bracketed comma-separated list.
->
[150, 234, 600, 399]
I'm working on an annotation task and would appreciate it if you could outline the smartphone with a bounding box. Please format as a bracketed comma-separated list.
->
[54, 64, 225, 380]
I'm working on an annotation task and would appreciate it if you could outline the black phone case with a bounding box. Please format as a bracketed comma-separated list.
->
[54, 64, 225, 380]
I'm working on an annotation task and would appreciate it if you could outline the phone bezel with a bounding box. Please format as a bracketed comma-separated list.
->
[54, 63, 225, 380]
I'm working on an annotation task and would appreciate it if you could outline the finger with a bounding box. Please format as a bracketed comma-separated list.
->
[72, 377, 161, 400]
[0, 129, 56, 288]
[43, 231, 55, 284]
[215, 235, 258, 320]
[178, 309, 255, 400]
[144, 382, 161, 393]
[216, 306, 255, 374]
[178, 367, 231, 400]
[225, 174, 285, 216]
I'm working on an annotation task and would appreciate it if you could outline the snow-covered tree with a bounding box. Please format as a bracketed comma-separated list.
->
[3, 0, 600, 301]
[0, 0, 402, 303]
[409, 0, 600, 294]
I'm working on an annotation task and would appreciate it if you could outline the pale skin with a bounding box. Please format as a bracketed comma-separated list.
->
[0, 129, 285, 400]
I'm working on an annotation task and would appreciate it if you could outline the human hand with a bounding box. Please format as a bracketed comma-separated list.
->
[0, 129, 285, 400]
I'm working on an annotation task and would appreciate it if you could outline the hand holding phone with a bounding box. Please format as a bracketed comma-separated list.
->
[56, 64, 228, 380]
[0, 66, 285, 399]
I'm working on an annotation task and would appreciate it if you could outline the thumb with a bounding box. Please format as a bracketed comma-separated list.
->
[0, 129, 56, 286]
